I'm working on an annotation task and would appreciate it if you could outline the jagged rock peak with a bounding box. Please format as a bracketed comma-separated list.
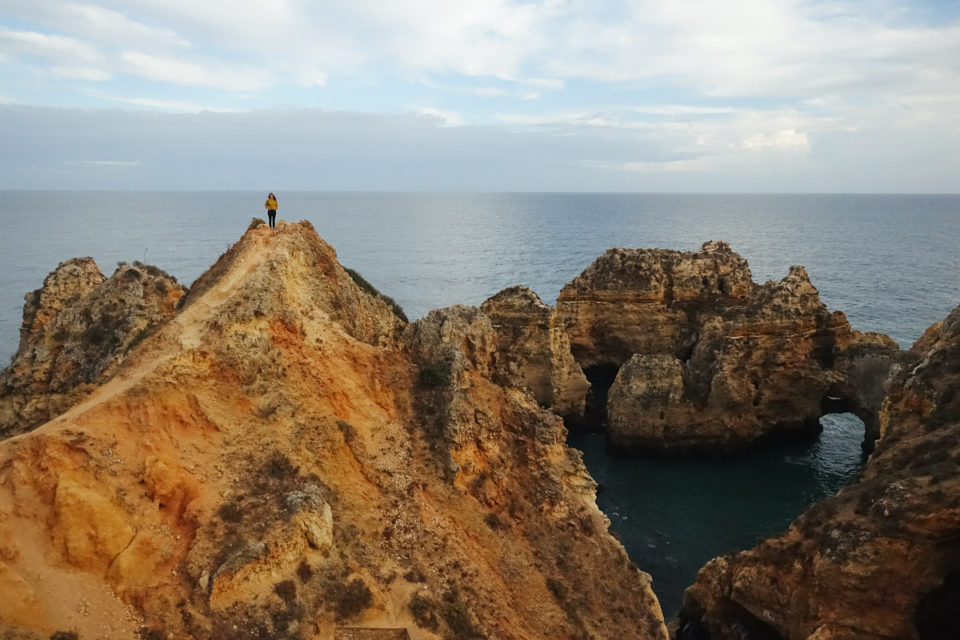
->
[179, 220, 406, 348]
[0, 257, 184, 439]
[481, 286, 589, 419]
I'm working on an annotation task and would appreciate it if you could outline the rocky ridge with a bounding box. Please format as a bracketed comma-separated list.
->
[677, 305, 960, 640]
[0, 258, 184, 439]
[0, 222, 667, 640]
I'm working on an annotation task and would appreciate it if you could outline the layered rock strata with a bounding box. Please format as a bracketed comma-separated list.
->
[0, 258, 184, 439]
[559, 242, 900, 455]
[0, 222, 666, 640]
[481, 285, 590, 419]
[677, 306, 960, 640]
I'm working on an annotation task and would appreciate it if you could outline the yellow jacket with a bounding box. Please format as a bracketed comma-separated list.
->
[265, 197, 277, 210]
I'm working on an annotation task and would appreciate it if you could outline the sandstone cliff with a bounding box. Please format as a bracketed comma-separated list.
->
[558, 242, 900, 455]
[0, 222, 666, 640]
[0, 259, 184, 439]
[481, 286, 589, 420]
[676, 306, 960, 640]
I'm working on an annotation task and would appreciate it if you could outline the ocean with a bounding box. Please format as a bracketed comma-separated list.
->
[2, 191, 959, 617]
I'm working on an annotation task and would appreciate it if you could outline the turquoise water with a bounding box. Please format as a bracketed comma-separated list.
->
[2, 191, 959, 616]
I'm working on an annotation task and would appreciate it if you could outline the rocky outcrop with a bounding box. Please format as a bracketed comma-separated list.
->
[0, 258, 184, 439]
[676, 306, 960, 640]
[559, 242, 900, 455]
[481, 286, 590, 419]
[0, 222, 667, 640]
[557, 241, 754, 368]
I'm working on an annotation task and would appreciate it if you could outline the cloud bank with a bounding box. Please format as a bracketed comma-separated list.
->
[0, 1, 958, 191]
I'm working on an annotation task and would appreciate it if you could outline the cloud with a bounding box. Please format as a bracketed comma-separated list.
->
[118, 51, 272, 91]
[742, 129, 810, 151]
[51, 65, 111, 81]
[99, 94, 235, 112]
[1, 104, 955, 193]
[0, 26, 102, 63]
[417, 107, 463, 126]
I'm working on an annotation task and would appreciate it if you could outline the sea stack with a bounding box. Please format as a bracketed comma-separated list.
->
[556, 241, 901, 455]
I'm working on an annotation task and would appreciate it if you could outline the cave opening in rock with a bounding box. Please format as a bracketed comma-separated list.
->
[820, 388, 879, 453]
[582, 363, 621, 430]
[915, 571, 960, 640]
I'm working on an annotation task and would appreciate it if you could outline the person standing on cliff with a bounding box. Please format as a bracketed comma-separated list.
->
[265, 193, 278, 229]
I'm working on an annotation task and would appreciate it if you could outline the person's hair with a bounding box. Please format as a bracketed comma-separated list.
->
[268, 192, 276, 200]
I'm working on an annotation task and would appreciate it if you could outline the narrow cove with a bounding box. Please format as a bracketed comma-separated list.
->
[567, 412, 868, 618]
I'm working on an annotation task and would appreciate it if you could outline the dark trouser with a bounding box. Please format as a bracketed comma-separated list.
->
[268, 209, 276, 228]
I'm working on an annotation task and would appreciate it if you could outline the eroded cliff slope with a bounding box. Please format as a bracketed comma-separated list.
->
[0, 222, 666, 640]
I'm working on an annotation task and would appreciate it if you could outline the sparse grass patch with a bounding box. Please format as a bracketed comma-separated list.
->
[343, 266, 409, 323]
[248, 217, 266, 231]
[50, 633, 80, 640]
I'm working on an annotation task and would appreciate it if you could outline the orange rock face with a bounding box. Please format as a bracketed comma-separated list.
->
[676, 306, 960, 640]
[0, 223, 666, 640]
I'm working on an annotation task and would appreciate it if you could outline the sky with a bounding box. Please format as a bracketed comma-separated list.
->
[1, 0, 959, 191]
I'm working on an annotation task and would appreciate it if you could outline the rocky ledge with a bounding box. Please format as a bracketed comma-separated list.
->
[677, 306, 960, 640]
[558, 241, 901, 455]
[0, 222, 666, 640]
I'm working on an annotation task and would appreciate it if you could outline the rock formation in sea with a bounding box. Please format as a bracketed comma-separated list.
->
[481, 285, 590, 420]
[677, 305, 960, 640]
[0, 258, 184, 439]
[0, 222, 666, 640]
[557, 241, 901, 455]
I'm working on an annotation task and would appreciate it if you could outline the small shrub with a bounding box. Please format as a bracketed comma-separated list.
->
[418, 360, 452, 389]
[326, 577, 373, 621]
[217, 500, 244, 523]
[296, 561, 314, 583]
[299, 219, 315, 232]
[51, 327, 70, 342]
[137, 627, 164, 640]
[273, 579, 297, 603]
[124, 267, 142, 280]
[50, 633, 80, 640]
[438, 591, 483, 639]
[247, 217, 266, 231]
[409, 593, 440, 631]
[403, 567, 426, 583]
[546, 577, 568, 600]
[264, 452, 297, 480]
[336, 419, 356, 442]
[82, 324, 107, 346]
